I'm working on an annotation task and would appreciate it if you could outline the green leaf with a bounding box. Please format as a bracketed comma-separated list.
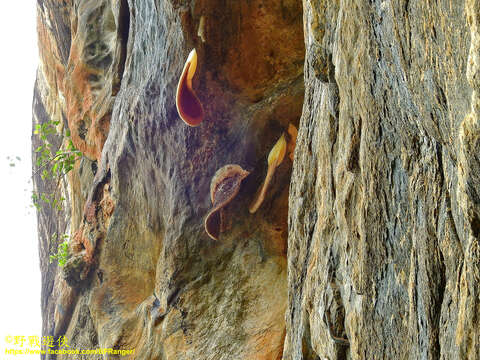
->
[50, 238, 70, 267]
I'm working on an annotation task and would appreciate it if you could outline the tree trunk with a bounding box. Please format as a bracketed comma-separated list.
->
[33, 0, 480, 359]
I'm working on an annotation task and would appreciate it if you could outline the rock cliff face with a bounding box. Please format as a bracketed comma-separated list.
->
[33, 0, 480, 359]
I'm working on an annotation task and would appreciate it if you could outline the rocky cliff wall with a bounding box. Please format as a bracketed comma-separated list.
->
[33, 0, 480, 359]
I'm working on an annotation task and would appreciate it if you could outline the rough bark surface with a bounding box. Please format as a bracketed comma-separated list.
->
[285, 1, 480, 359]
[33, 0, 480, 359]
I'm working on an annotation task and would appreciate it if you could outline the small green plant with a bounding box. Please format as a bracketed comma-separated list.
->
[33, 119, 83, 264]
[33, 120, 82, 181]
[32, 120, 82, 213]
[49, 233, 70, 267]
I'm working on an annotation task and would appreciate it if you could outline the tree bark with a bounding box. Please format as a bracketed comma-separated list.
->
[33, 0, 480, 359]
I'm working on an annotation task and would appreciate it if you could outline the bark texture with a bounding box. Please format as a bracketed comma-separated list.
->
[285, 1, 480, 359]
[33, 0, 480, 359]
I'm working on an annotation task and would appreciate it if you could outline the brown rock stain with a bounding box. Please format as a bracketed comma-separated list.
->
[65, 42, 107, 160]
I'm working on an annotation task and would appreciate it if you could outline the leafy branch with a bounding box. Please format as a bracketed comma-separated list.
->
[33, 120, 82, 181]
[32, 120, 83, 212]
[49, 233, 70, 267]
[33, 119, 82, 266]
